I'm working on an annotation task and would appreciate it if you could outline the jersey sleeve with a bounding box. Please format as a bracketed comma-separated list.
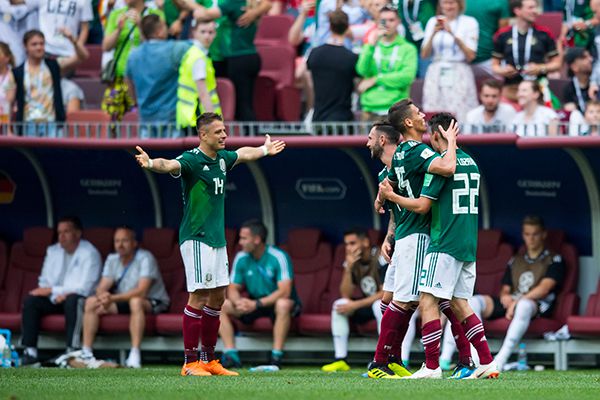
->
[501, 264, 513, 288]
[230, 253, 246, 285]
[412, 143, 439, 174]
[175, 151, 195, 176]
[276, 252, 294, 282]
[545, 256, 565, 285]
[222, 150, 239, 170]
[420, 173, 445, 200]
[139, 253, 159, 279]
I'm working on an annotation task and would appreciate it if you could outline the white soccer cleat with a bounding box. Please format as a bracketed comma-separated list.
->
[402, 363, 442, 379]
[125, 349, 142, 369]
[465, 361, 500, 379]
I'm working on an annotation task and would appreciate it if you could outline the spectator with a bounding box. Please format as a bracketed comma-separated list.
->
[512, 80, 559, 136]
[321, 227, 385, 372]
[30, 0, 92, 61]
[192, 0, 272, 121]
[397, 0, 438, 78]
[356, 6, 417, 121]
[176, 19, 221, 136]
[562, 0, 595, 49]
[2, 0, 39, 40]
[0, 1, 26, 65]
[307, 9, 358, 122]
[464, 0, 511, 77]
[61, 78, 85, 113]
[563, 47, 593, 113]
[220, 220, 301, 369]
[20, 216, 102, 367]
[569, 99, 600, 136]
[314, 0, 370, 50]
[0, 42, 16, 125]
[101, 0, 163, 123]
[78, 227, 170, 369]
[13, 29, 86, 136]
[491, 0, 561, 104]
[421, 0, 479, 122]
[473, 216, 564, 371]
[125, 14, 191, 138]
[464, 79, 517, 134]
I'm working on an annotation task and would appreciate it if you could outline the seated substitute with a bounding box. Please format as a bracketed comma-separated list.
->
[220, 220, 301, 368]
[473, 216, 565, 370]
[79, 226, 170, 368]
[21, 216, 101, 366]
[322, 227, 385, 372]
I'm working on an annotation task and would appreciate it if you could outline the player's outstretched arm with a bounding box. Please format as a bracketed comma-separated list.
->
[379, 180, 432, 214]
[135, 146, 181, 174]
[235, 134, 286, 165]
[427, 120, 458, 177]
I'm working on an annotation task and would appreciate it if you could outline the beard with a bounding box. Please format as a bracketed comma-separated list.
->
[370, 144, 383, 160]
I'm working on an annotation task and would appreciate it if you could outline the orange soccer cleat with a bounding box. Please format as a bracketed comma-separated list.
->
[181, 361, 211, 376]
[200, 360, 239, 376]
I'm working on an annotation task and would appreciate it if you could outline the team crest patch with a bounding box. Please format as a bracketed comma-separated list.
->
[219, 159, 226, 172]
[420, 148, 435, 159]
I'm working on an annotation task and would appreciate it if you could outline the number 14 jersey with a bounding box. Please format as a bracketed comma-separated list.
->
[421, 148, 479, 262]
[175, 148, 238, 247]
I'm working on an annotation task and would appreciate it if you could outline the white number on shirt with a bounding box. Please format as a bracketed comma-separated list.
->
[452, 173, 479, 214]
[213, 177, 224, 195]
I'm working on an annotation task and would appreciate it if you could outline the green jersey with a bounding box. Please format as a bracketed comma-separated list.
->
[378, 166, 402, 227]
[387, 140, 440, 240]
[231, 245, 301, 304]
[176, 148, 238, 247]
[421, 149, 480, 261]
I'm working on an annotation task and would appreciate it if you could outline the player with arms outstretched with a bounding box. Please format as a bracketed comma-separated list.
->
[379, 112, 499, 379]
[135, 113, 285, 376]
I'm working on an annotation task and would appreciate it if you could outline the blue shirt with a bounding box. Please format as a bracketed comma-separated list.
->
[126, 40, 191, 122]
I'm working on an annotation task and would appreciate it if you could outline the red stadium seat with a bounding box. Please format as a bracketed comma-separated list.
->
[474, 230, 513, 297]
[67, 110, 111, 138]
[0, 227, 53, 331]
[254, 15, 295, 47]
[156, 290, 188, 334]
[253, 76, 277, 121]
[535, 12, 563, 39]
[225, 227, 239, 267]
[75, 45, 103, 78]
[410, 79, 424, 108]
[72, 77, 107, 110]
[83, 227, 115, 260]
[141, 227, 185, 296]
[217, 78, 236, 121]
[568, 282, 600, 335]
[0, 239, 8, 291]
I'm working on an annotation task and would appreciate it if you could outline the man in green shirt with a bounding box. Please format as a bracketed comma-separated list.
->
[220, 220, 301, 369]
[378, 112, 498, 380]
[357, 6, 417, 122]
[134, 113, 285, 376]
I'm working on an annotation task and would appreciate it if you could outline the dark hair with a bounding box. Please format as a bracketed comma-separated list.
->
[372, 120, 400, 144]
[522, 215, 545, 230]
[481, 79, 503, 91]
[23, 30, 44, 46]
[428, 112, 456, 135]
[329, 9, 349, 35]
[241, 219, 267, 243]
[57, 216, 83, 232]
[0, 42, 15, 67]
[510, 0, 537, 15]
[388, 99, 415, 134]
[115, 225, 136, 239]
[343, 227, 369, 241]
[141, 14, 163, 39]
[196, 112, 223, 132]
[521, 80, 544, 105]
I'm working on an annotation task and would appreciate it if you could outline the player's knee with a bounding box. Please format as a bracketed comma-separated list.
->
[275, 298, 293, 315]
[84, 297, 97, 312]
[515, 298, 537, 316]
[129, 297, 145, 313]
[332, 298, 349, 312]
[381, 292, 393, 304]
[222, 299, 234, 314]
[188, 291, 208, 309]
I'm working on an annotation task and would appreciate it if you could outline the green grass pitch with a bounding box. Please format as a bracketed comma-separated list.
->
[2, 367, 600, 400]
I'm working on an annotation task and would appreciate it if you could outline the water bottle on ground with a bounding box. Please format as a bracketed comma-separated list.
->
[248, 365, 280, 372]
[517, 342, 530, 371]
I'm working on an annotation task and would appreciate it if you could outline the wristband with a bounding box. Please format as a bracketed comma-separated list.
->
[255, 299, 263, 309]
[147, 159, 153, 169]
[260, 145, 268, 156]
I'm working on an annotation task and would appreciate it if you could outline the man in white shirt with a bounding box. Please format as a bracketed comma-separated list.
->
[464, 79, 517, 134]
[28, 0, 93, 58]
[78, 226, 170, 369]
[21, 216, 102, 366]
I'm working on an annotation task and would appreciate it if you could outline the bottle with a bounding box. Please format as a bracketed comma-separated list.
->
[517, 342, 529, 371]
[2, 345, 10, 368]
[248, 365, 280, 372]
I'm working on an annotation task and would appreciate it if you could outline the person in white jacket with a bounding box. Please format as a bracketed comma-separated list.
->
[21, 216, 101, 366]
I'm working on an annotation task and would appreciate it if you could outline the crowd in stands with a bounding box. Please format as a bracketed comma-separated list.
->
[1, 0, 600, 136]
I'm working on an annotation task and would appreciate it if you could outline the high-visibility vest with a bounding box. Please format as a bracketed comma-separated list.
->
[176, 45, 221, 128]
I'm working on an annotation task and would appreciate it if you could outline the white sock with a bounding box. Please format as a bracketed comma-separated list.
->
[130, 347, 140, 356]
[372, 299, 383, 334]
[494, 298, 537, 367]
[81, 347, 93, 358]
[402, 309, 419, 364]
[25, 347, 38, 358]
[331, 299, 350, 359]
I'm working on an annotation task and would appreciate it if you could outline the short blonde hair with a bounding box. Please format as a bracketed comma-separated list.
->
[438, 0, 465, 14]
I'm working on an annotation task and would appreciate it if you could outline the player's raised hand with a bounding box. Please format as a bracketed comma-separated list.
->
[378, 179, 394, 200]
[439, 119, 459, 142]
[135, 146, 151, 168]
[264, 134, 286, 155]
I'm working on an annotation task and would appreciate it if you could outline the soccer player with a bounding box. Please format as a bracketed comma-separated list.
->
[379, 112, 499, 379]
[135, 112, 285, 376]
[367, 99, 460, 379]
